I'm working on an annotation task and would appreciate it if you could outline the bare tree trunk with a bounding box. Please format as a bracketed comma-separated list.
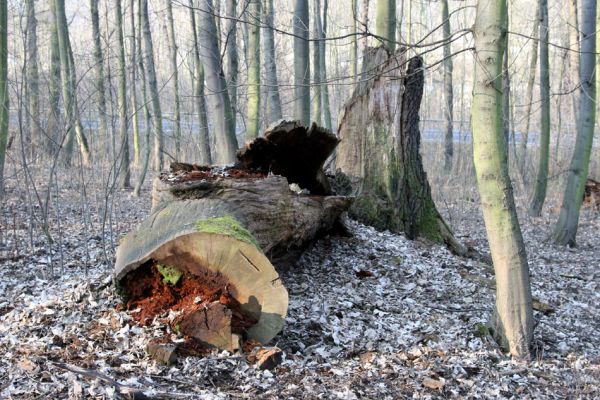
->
[529, 0, 550, 217]
[189, 0, 212, 164]
[552, 0, 597, 246]
[55, 0, 91, 166]
[502, 40, 511, 161]
[375, 0, 395, 52]
[134, 0, 152, 197]
[25, 0, 42, 159]
[129, 0, 140, 167]
[519, 2, 540, 176]
[198, 0, 238, 163]
[90, 0, 108, 156]
[312, 0, 322, 125]
[472, 0, 533, 360]
[441, 0, 453, 172]
[141, 0, 164, 171]
[0, 0, 7, 195]
[246, 0, 261, 140]
[47, 0, 61, 157]
[569, 0, 580, 125]
[293, 0, 310, 125]
[263, 0, 282, 123]
[164, 0, 181, 160]
[320, 0, 332, 131]
[225, 0, 238, 134]
[115, 0, 130, 188]
[350, 0, 358, 83]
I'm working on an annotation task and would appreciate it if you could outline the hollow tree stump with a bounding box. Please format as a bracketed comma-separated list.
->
[114, 121, 352, 349]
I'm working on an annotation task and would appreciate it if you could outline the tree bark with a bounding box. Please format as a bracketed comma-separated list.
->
[140, 0, 164, 171]
[0, 0, 7, 195]
[115, 0, 131, 189]
[440, 0, 453, 172]
[90, 0, 109, 157]
[569, 0, 580, 125]
[472, 0, 533, 359]
[312, 0, 322, 125]
[164, 0, 181, 160]
[198, 0, 238, 163]
[293, 0, 310, 125]
[376, 0, 395, 52]
[519, 2, 540, 176]
[25, 0, 42, 158]
[350, 0, 358, 83]
[320, 0, 332, 131]
[246, 0, 261, 140]
[189, 0, 212, 164]
[263, 0, 282, 123]
[529, 0, 550, 217]
[552, 0, 597, 246]
[55, 0, 91, 166]
[129, 0, 140, 167]
[225, 0, 238, 135]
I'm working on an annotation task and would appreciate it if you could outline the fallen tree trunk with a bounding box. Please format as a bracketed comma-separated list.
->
[115, 121, 352, 351]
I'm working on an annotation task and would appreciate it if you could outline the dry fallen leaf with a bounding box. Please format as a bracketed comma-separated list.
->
[423, 377, 445, 390]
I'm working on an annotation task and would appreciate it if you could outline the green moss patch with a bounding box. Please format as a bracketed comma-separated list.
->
[156, 264, 183, 285]
[195, 216, 260, 249]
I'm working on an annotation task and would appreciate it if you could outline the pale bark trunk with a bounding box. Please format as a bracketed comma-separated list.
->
[320, 0, 332, 131]
[134, 0, 152, 197]
[246, 0, 261, 140]
[55, 0, 91, 166]
[293, 0, 310, 125]
[472, 0, 533, 359]
[350, 0, 358, 83]
[115, 0, 130, 188]
[519, 2, 540, 176]
[263, 0, 282, 123]
[552, 0, 597, 246]
[198, 0, 238, 163]
[312, 0, 322, 125]
[90, 0, 108, 156]
[129, 0, 140, 167]
[441, 0, 453, 172]
[141, 0, 164, 171]
[164, 0, 181, 160]
[48, 0, 61, 156]
[0, 0, 7, 195]
[189, 0, 212, 164]
[25, 0, 42, 158]
[225, 0, 238, 134]
[376, 0, 395, 52]
[569, 0, 580, 124]
[529, 0, 550, 217]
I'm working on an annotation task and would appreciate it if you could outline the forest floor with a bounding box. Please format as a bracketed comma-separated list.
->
[0, 172, 599, 399]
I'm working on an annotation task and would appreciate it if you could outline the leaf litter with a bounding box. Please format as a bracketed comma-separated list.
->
[0, 180, 598, 399]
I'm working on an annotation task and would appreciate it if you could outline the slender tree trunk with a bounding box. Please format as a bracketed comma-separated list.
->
[225, 0, 238, 134]
[519, 2, 540, 176]
[130, 0, 140, 167]
[320, 0, 332, 130]
[350, 0, 358, 83]
[569, 0, 580, 125]
[472, 0, 533, 360]
[48, 0, 61, 157]
[141, 0, 164, 171]
[361, 0, 369, 69]
[90, 0, 108, 156]
[529, 0, 550, 217]
[189, 0, 212, 164]
[115, 0, 130, 188]
[0, 0, 7, 195]
[263, 0, 282, 123]
[312, 0, 322, 125]
[376, 0, 395, 52]
[441, 0, 453, 172]
[246, 0, 261, 140]
[502, 39, 511, 161]
[134, 0, 152, 196]
[552, 0, 597, 246]
[25, 0, 42, 158]
[55, 0, 91, 166]
[164, 0, 181, 159]
[198, 0, 238, 163]
[293, 0, 310, 125]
